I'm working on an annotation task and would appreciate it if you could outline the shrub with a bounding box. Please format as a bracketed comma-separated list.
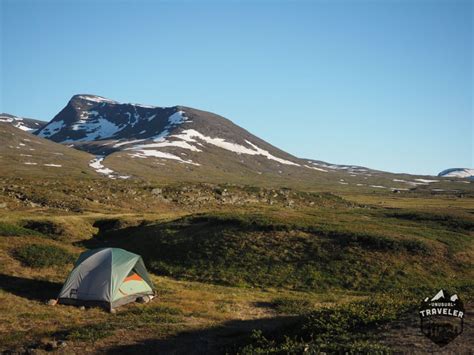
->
[386, 211, 474, 232]
[13, 244, 75, 268]
[235, 295, 414, 354]
[0, 222, 41, 237]
[328, 231, 429, 254]
[22, 220, 66, 240]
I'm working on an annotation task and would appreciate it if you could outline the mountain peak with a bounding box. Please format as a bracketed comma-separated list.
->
[438, 168, 474, 180]
[71, 94, 119, 105]
[70, 94, 167, 110]
[36, 95, 181, 147]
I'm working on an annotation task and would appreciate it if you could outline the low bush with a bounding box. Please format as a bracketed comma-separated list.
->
[386, 211, 474, 232]
[236, 295, 415, 354]
[22, 220, 67, 240]
[329, 231, 430, 254]
[0, 222, 41, 237]
[82, 213, 445, 292]
[13, 244, 75, 268]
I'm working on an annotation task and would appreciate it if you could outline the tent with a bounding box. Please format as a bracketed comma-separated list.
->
[58, 248, 155, 311]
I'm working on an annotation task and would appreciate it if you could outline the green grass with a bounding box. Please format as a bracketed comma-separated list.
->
[83, 211, 468, 293]
[385, 210, 474, 232]
[0, 222, 43, 237]
[54, 304, 184, 344]
[235, 294, 416, 354]
[64, 323, 115, 342]
[13, 244, 75, 268]
[119, 304, 184, 325]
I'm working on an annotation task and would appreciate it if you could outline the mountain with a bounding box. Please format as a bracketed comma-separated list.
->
[31, 94, 473, 192]
[0, 122, 95, 178]
[305, 159, 377, 174]
[35, 94, 301, 165]
[0, 113, 46, 132]
[438, 168, 474, 180]
[34, 94, 323, 184]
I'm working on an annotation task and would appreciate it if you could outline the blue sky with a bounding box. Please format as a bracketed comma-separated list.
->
[1, 0, 472, 175]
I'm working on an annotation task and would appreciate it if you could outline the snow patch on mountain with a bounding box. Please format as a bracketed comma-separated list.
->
[113, 111, 299, 167]
[39, 106, 189, 145]
[0, 114, 42, 132]
[169, 129, 299, 166]
[129, 150, 200, 165]
[306, 160, 368, 174]
[414, 178, 439, 183]
[245, 140, 300, 166]
[89, 156, 130, 179]
[168, 111, 188, 125]
[38, 120, 66, 137]
[62, 114, 122, 142]
[89, 156, 114, 175]
[134, 104, 157, 109]
[304, 164, 328, 172]
[111, 110, 190, 148]
[438, 168, 474, 180]
[130, 140, 202, 152]
[76, 95, 118, 104]
[113, 139, 146, 148]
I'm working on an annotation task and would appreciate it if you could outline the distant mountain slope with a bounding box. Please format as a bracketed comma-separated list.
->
[305, 159, 378, 174]
[0, 113, 46, 132]
[0, 123, 95, 178]
[31, 94, 473, 193]
[438, 168, 474, 180]
[35, 94, 304, 170]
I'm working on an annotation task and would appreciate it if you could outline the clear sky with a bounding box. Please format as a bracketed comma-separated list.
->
[1, 0, 472, 175]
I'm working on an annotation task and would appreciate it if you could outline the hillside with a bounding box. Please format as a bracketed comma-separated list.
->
[0, 113, 46, 132]
[30, 94, 473, 193]
[0, 95, 472, 353]
[0, 123, 95, 179]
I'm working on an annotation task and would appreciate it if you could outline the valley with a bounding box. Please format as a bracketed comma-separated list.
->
[0, 96, 472, 353]
[0, 176, 472, 353]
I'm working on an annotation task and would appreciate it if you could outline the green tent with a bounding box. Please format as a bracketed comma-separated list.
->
[58, 248, 155, 311]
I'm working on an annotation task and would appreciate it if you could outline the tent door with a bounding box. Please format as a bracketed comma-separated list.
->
[116, 269, 153, 299]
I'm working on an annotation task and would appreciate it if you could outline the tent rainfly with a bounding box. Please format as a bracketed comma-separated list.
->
[58, 248, 155, 311]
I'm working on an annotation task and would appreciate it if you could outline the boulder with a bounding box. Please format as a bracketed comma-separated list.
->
[136, 295, 151, 304]
[151, 188, 162, 195]
[46, 299, 58, 306]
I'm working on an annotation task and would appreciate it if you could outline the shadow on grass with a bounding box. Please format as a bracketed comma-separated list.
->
[0, 274, 62, 301]
[104, 315, 300, 355]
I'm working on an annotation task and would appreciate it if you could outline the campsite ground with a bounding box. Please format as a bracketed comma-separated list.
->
[0, 180, 473, 353]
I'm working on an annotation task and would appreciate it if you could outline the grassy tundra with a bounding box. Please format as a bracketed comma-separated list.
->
[0, 177, 473, 353]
